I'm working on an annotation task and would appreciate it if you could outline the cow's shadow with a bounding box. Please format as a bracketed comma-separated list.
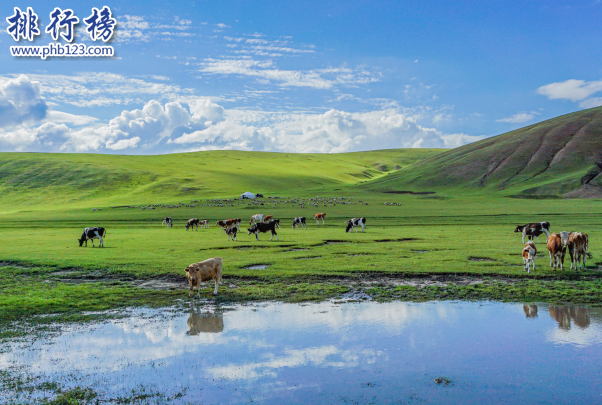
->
[186, 310, 224, 335]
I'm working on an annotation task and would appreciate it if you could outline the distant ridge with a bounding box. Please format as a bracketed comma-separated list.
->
[366, 106, 602, 198]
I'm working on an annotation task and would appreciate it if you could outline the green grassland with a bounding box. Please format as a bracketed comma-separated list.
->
[1, 148, 602, 324]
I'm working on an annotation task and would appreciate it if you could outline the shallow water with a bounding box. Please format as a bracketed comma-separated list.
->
[2, 301, 602, 404]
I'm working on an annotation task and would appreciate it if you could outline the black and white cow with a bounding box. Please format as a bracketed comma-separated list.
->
[162, 217, 173, 228]
[225, 226, 238, 241]
[186, 218, 200, 231]
[292, 216, 307, 230]
[247, 220, 280, 241]
[345, 217, 366, 233]
[514, 222, 551, 244]
[78, 227, 106, 247]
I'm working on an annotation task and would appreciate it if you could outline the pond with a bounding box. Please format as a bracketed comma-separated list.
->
[2, 300, 602, 404]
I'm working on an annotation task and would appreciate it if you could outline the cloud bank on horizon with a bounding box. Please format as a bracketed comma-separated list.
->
[1, 1, 601, 154]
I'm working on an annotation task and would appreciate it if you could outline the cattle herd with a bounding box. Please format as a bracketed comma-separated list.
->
[77, 209, 592, 297]
[515, 222, 590, 273]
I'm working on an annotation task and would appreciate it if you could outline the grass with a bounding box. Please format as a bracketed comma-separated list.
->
[0, 149, 602, 324]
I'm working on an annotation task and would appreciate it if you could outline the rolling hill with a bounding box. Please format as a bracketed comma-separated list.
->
[365, 106, 602, 198]
[0, 148, 440, 211]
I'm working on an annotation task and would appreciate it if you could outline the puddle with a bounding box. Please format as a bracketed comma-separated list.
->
[3, 302, 602, 404]
[244, 264, 270, 270]
[375, 238, 418, 243]
[468, 256, 498, 262]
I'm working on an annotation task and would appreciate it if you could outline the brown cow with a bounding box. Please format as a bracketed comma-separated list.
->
[547, 233, 566, 271]
[184, 257, 223, 297]
[568, 232, 589, 271]
[216, 218, 238, 233]
[522, 241, 537, 273]
[314, 212, 326, 225]
[263, 214, 274, 223]
[199, 219, 210, 229]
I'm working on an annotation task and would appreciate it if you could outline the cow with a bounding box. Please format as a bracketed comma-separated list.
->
[162, 217, 173, 228]
[186, 218, 200, 231]
[225, 226, 238, 241]
[199, 219, 210, 229]
[78, 227, 106, 248]
[249, 214, 265, 225]
[292, 216, 307, 230]
[547, 233, 566, 271]
[184, 257, 223, 297]
[314, 213, 326, 225]
[514, 222, 551, 244]
[247, 220, 280, 241]
[217, 219, 238, 233]
[345, 217, 367, 233]
[568, 232, 589, 271]
[522, 241, 537, 273]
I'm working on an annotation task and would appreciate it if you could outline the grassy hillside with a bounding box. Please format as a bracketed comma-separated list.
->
[364, 106, 602, 198]
[0, 148, 440, 212]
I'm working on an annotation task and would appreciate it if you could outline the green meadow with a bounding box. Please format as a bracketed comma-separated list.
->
[1, 149, 601, 324]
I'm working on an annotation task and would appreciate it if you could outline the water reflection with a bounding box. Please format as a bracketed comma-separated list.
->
[2, 301, 602, 404]
[186, 310, 224, 335]
[523, 304, 538, 318]
[548, 305, 591, 329]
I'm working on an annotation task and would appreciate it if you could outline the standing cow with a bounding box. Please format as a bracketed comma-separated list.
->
[184, 257, 223, 297]
[522, 241, 537, 273]
[247, 220, 280, 241]
[292, 216, 307, 230]
[314, 213, 326, 225]
[515, 222, 551, 244]
[568, 232, 589, 271]
[162, 217, 173, 228]
[547, 233, 566, 271]
[78, 227, 106, 247]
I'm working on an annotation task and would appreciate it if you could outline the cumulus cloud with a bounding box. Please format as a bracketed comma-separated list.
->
[496, 113, 534, 124]
[0, 75, 48, 129]
[579, 97, 602, 109]
[537, 79, 602, 102]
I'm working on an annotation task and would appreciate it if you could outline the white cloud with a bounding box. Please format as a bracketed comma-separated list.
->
[537, 79, 602, 102]
[198, 59, 380, 89]
[46, 111, 98, 126]
[496, 113, 534, 124]
[579, 97, 602, 109]
[0, 75, 48, 129]
[1, 73, 195, 107]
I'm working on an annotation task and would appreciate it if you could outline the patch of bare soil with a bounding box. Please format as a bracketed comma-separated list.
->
[563, 184, 602, 199]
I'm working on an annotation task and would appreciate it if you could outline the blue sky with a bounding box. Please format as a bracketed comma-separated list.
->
[1, 0, 601, 153]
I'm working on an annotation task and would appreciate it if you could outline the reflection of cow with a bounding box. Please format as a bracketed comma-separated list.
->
[523, 304, 538, 318]
[186, 312, 224, 335]
[548, 305, 591, 330]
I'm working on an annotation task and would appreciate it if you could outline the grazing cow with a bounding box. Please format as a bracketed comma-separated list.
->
[522, 241, 537, 273]
[247, 220, 280, 241]
[186, 218, 200, 231]
[263, 214, 274, 223]
[249, 214, 265, 225]
[314, 213, 326, 225]
[292, 216, 307, 230]
[514, 222, 551, 244]
[184, 257, 223, 297]
[547, 233, 566, 271]
[78, 227, 106, 247]
[225, 226, 238, 241]
[162, 217, 173, 228]
[568, 232, 589, 271]
[345, 217, 367, 233]
[199, 219, 210, 229]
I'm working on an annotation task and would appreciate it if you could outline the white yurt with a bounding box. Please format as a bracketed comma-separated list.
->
[241, 191, 256, 199]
